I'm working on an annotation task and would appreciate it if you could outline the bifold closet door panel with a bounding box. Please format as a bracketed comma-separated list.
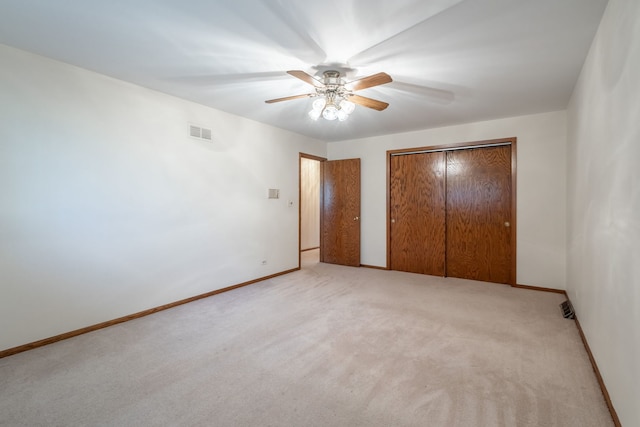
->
[445, 146, 512, 284]
[390, 152, 446, 275]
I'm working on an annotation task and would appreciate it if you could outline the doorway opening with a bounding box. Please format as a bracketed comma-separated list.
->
[299, 153, 325, 267]
[299, 153, 362, 269]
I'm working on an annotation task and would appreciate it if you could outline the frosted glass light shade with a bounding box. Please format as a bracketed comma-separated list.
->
[322, 105, 338, 120]
[339, 100, 355, 114]
[308, 109, 322, 120]
[312, 98, 326, 111]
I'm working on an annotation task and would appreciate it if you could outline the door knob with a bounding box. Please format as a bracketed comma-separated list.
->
[391, 219, 396, 223]
[354, 216, 359, 221]
[504, 222, 510, 227]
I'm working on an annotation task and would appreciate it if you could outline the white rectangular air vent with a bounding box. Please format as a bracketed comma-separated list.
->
[189, 124, 201, 138]
[189, 124, 213, 141]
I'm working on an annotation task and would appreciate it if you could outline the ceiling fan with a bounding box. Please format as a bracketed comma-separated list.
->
[265, 70, 392, 121]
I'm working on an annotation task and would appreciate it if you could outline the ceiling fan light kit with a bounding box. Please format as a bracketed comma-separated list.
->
[266, 69, 392, 122]
[308, 90, 355, 122]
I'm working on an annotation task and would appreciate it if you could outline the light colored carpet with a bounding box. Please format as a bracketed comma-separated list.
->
[0, 250, 612, 426]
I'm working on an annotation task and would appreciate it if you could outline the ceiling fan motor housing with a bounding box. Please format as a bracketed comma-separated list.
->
[318, 70, 348, 101]
[322, 70, 343, 87]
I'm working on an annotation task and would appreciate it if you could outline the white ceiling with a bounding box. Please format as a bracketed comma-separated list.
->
[0, 0, 608, 142]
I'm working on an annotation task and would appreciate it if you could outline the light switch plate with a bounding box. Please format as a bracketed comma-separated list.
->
[268, 189, 279, 199]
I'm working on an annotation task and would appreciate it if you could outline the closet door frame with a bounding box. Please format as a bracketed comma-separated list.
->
[386, 137, 517, 286]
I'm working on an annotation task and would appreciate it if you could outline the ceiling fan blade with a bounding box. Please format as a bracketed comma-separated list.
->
[388, 80, 455, 104]
[265, 93, 314, 103]
[346, 72, 392, 92]
[169, 71, 289, 86]
[347, 94, 389, 111]
[287, 70, 324, 87]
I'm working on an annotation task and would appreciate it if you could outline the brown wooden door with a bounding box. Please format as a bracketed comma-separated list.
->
[446, 146, 512, 284]
[390, 152, 446, 275]
[321, 158, 361, 266]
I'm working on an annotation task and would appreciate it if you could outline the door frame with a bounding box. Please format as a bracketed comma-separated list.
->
[299, 153, 327, 269]
[386, 137, 517, 285]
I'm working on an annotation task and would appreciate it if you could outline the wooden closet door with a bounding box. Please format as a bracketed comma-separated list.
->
[390, 152, 446, 275]
[446, 146, 512, 284]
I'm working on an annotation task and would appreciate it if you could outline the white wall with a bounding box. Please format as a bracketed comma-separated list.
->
[327, 111, 567, 289]
[300, 157, 320, 250]
[0, 44, 326, 352]
[566, 0, 640, 424]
